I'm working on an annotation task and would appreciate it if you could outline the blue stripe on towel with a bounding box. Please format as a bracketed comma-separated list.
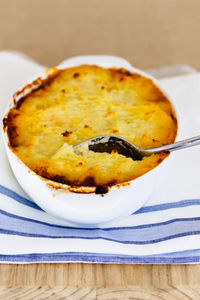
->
[0, 184, 41, 210]
[1, 209, 200, 244]
[0, 250, 200, 263]
[0, 208, 200, 231]
[1, 184, 200, 215]
[135, 199, 200, 214]
[1, 228, 200, 244]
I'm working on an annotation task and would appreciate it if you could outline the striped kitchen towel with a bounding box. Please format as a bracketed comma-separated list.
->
[1, 51, 200, 264]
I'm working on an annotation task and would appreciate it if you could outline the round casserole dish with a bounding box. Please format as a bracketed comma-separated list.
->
[2, 55, 177, 226]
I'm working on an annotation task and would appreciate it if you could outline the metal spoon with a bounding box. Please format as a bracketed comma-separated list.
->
[74, 135, 200, 160]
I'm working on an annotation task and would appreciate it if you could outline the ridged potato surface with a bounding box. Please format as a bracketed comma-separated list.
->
[5, 65, 177, 188]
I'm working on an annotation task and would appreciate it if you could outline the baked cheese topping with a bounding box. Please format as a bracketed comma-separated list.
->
[4, 65, 177, 189]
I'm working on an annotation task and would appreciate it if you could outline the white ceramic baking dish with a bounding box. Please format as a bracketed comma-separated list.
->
[2, 55, 177, 226]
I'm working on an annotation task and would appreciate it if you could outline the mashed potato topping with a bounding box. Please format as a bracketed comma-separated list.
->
[4, 65, 177, 190]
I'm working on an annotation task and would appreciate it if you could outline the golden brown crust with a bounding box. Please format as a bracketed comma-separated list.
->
[4, 65, 177, 191]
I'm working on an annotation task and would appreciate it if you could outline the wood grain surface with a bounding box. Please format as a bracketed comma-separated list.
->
[0, 0, 200, 298]
[0, 264, 200, 298]
[0, 286, 200, 300]
[1, 263, 200, 286]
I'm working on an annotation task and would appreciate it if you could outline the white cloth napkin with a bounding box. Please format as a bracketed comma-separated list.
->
[1, 51, 200, 264]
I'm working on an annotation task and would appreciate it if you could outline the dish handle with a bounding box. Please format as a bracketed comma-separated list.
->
[57, 55, 132, 69]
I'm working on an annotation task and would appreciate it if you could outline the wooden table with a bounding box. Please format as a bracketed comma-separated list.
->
[1, 264, 200, 298]
[1, 0, 200, 298]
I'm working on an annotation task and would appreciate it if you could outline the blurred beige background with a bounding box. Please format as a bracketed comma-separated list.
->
[0, 0, 200, 69]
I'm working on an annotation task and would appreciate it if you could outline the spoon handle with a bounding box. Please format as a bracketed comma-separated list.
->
[146, 135, 200, 154]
